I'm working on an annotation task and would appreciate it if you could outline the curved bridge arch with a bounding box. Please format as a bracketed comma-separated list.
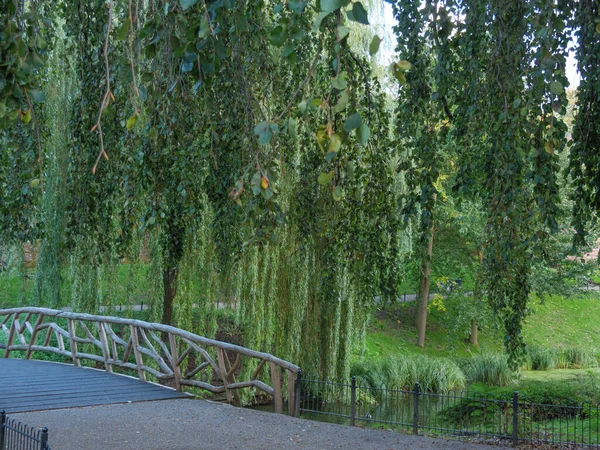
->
[0, 307, 299, 415]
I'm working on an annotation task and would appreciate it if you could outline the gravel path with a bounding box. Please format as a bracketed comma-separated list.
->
[14, 399, 512, 450]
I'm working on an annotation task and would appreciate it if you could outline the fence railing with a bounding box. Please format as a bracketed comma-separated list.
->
[297, 374, 600, 448]
[0, 307, 300, 415]
[0, 411, 49, 450]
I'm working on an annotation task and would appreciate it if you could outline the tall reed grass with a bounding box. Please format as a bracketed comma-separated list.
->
[524, 346, 598, 370]
[460, 353, 515, 386]
[351, 354, 466, 393]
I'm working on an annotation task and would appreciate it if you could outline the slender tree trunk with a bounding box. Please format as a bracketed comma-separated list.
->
[161, 266, 178, 326]
[416, 206, 435, 348]
[469, 319, 478, 346]
[469, 250, 484, 347]
[160, 213, 185, 327]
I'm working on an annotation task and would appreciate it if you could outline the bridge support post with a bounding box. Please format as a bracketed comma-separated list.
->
[0, 410, 5, 449]
[287, 371, 295, 416]
[270, 362, 283, 414]
[294, 370, 302, 417]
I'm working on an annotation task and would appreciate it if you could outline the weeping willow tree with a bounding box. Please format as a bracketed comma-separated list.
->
[389, 0, 577, 366]
[2, 0, 596, 377]
[33, 41, 74, 307]
[0, 0, 399, 380]
[568, 0, 600, 247]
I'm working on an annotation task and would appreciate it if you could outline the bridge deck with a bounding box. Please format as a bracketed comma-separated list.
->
[0, 358, 188, 413]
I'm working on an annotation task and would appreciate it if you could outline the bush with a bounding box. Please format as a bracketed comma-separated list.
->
[440, 381, 588, 427]
[461, 353, 515, 386]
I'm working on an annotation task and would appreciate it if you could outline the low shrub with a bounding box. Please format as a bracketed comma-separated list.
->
[440, 381, 588, 427]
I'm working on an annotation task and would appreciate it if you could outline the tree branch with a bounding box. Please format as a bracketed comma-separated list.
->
[91, 0, 114, 174]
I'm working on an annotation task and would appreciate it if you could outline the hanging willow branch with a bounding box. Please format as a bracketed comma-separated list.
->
[274, 45, 322, 122]
[128, 0, 140, 98]
[91, 0, 114, 174]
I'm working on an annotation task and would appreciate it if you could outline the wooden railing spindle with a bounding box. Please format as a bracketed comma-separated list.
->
[96, 322, 112, 373]
[129, 325, 146, 381]
[168, 333, 182, 392]
[4, 314, 17, 358]
[67, 319, 80, 367]
[25, 314, 45, 360]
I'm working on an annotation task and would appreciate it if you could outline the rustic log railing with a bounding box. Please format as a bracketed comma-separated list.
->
[0, 307, 300, 415]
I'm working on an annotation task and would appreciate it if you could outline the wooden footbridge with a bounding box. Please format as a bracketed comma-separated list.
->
[0, 307, 300, 415]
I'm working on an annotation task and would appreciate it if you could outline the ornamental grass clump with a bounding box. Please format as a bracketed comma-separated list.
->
[351, 354, 465, 394]
[462, 353, 515, 386]
[525, 346, 555, 371]
[554, 347, 598, 369]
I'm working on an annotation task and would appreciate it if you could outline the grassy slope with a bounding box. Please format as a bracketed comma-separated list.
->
[363, 300, 501, 360]
[362, 292, 600, 362]
[522, 294, 600, 349]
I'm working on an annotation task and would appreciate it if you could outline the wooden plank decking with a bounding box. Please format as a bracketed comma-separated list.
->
[0, 358, 189, 413]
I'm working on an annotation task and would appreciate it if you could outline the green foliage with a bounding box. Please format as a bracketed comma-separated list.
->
[0, 0, 48, 128]
[568, 0, 600, 247]
[440, 381, 591, 429]
[1, 0, 598, 383]
[33, 41, 74, 307]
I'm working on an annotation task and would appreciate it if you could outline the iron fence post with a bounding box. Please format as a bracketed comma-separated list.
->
[294, 369, 302, 417]
[413, 383, 420, 435]
[350, 376, 356, 426]
[0, 410, 5, 450]
[512, 391, 518, 447]
[40, 427, 49, 450]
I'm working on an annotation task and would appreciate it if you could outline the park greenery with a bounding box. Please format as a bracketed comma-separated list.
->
[1, 0, 600, 389]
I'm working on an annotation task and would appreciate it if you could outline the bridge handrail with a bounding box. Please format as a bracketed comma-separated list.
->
[0, 307, 299, 415]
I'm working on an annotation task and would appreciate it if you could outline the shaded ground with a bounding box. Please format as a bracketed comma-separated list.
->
[14, 399, 512, 450]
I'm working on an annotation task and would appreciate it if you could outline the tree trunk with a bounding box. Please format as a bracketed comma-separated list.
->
[469, 250, 484, 347]
[416, 207, 435, 348]
[161, 266, 178, 326]
[469, 319, 478, 346]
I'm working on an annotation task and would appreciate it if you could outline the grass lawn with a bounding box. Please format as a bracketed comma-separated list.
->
[520, 368, 600, 383]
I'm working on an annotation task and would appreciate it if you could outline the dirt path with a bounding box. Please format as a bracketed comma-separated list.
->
[14, 399, 512, 450]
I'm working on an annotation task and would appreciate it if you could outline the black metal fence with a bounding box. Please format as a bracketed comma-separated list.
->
[296, 373, 600, 448]
[0, 411, 49, 450]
